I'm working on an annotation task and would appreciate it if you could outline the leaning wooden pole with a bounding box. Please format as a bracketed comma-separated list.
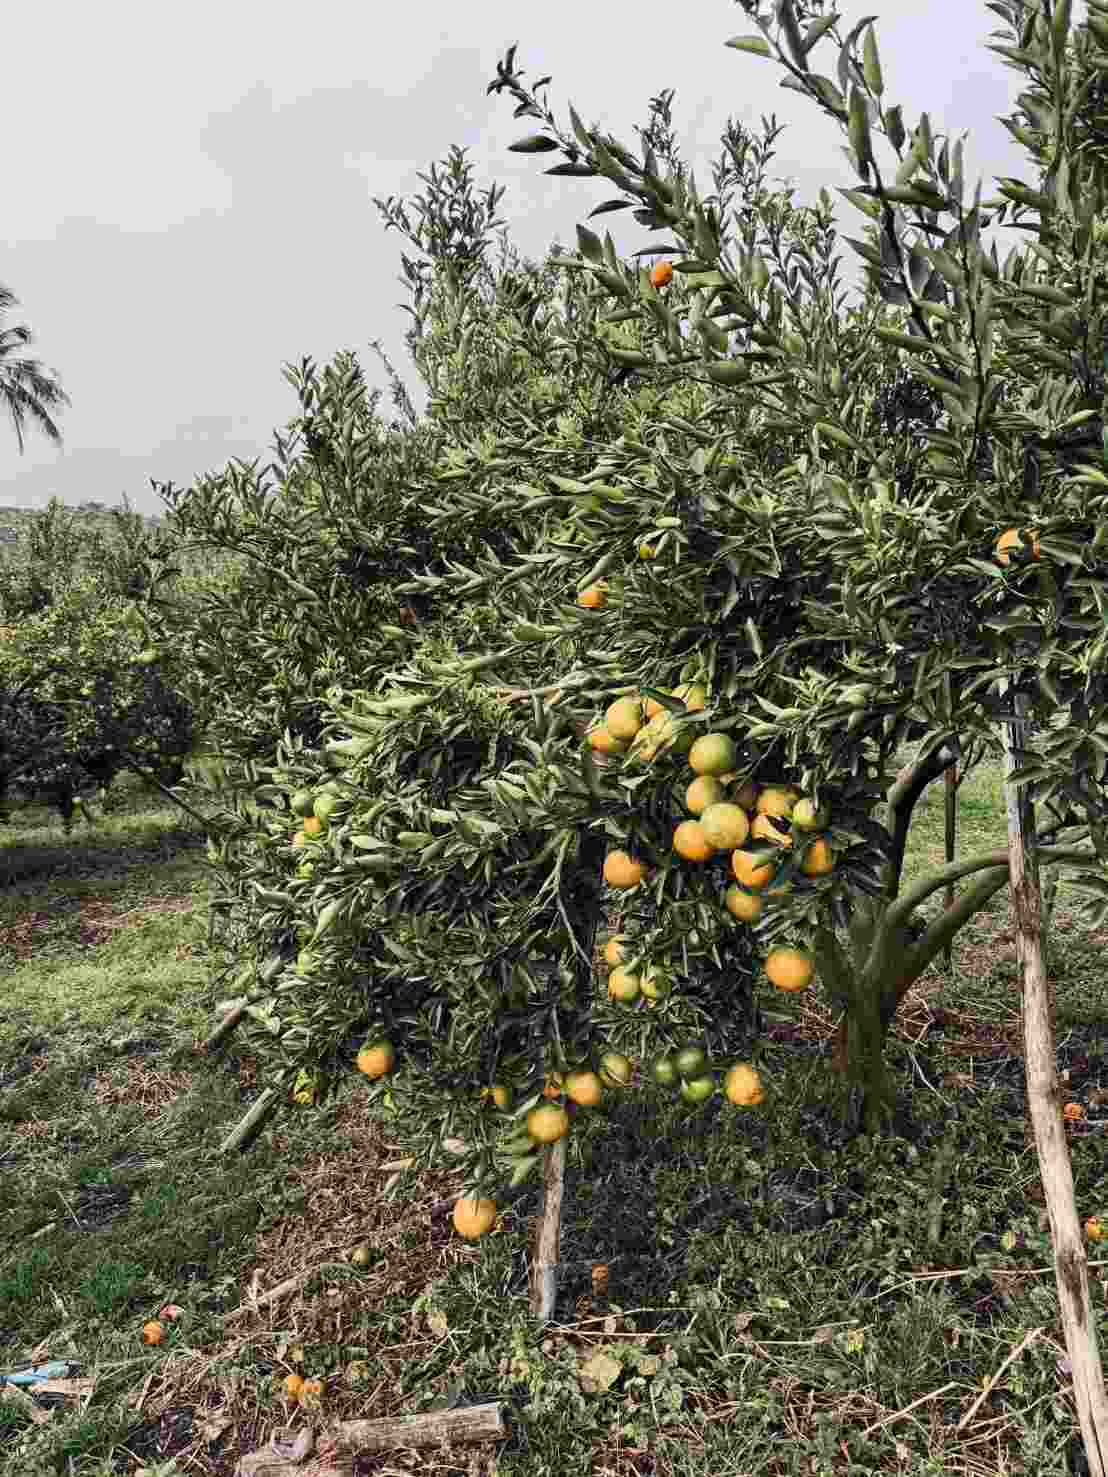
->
[1002, 676, 1108, 1475]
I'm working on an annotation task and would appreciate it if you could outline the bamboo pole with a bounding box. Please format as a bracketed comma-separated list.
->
[1002, 675, 1108, 1475]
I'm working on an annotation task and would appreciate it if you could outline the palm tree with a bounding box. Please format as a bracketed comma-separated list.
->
[0, 285, 71, 453]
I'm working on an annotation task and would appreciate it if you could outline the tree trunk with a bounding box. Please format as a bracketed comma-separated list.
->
[1003, 678, 1108, 1475]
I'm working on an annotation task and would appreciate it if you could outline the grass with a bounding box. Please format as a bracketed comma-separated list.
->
[1, 746, 1107, 1477]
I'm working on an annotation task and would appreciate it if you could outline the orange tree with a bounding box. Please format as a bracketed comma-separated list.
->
[483, 1, 1108, 1456]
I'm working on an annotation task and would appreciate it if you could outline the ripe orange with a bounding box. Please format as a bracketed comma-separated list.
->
[724, 884, 762, 923]
[731, 848, 778, 890]
[1064, 1102, 1084, 1121]
[578, 584, 608, 609]
[142, 1320, 164, 1346]
[673, 820, 715, 862]
[755, 786, 799, 819]
[298, 1378, 324, 1407]
[543, 1071, 565, 1099]
[765, 946, 815, 993]
[686, 776, 726, 815]
[606, 696, 644, 740]
[1086, 1217, 1106, 1242]
[302, 815, 326, 838]
[995, 527, 1041, 564]
[356, 1040, 395, 1079]
[604, 850, 648, 889]
[643, 693, 668, 719]
[564, 1069, 603, 1106]
[599, 1051, 634, 1087]
[527, 1103, 571, 1143]
[481, 1083, 512, 1110]
[283, 1373, 305, 1399]
[588, 725, 627, 755]
[688, 733, 737, 777]
[792, 797, 828, 831]
[608, 967, 641, 1003]
[700, 802, 750, 850]
[651, 260, 674, 289]
[603, 934, 628, 967]
[801, 838, 835, 877]
[724, 1062, 765, 1107]
[453, 1196, 498, 1239]
[749, 813, 793, 849]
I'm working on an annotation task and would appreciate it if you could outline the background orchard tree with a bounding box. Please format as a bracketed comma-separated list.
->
[486, 0, 1108, 1462]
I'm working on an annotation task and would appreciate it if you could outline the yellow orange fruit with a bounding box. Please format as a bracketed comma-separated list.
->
[639, 542, 657, 559]
[604, 850, 648, 889]
[724, 884, 762, 923]
[700, 802, 750, 850]
[142, 1320, 164, 1346]
[481, 1083, 512, 1110]
[527, 1103, 571, 1143]
[688, 733, 737, 777]
[643, 692, 668, 719]
[1064, 1102, 1085, 1121]
[453, 1196, 498, 1239]
[765, 946, 816, 993]
[755, 786, 800, 819]
[564, 1069, 604, 1106]
[731, 848, 778, 890]
[750, 813, 793, 849]
[603, 935, 628, 967]
[578, 584, 608, 609]
[1086, 1217, 1106, 1242]
[302, 815, 326, 838]
[606, 696, 644, 740]
[651, 260, 674, 288]
[995, 527, 1041, 564]
[588, 724, 627, 755]
[724, 1062, 765, 1107]
[801, 838, 835, 877]
[686, 775, 726, 815]
[673, 820, 715, 862]
[608, 967, 641, 1004]
[356, 1039, 396, 1079]
[298, 1378, 324, 1407]
[283, 1373, 305, 1399]
[792, 797, 828, 831]
[543, 1072, 565, 1099]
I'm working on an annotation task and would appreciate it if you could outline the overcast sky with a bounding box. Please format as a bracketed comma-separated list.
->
[2, 0, 1080, 523]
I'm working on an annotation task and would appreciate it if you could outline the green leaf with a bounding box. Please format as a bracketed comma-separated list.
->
[576, 223, 604, 264]
[508, 135, 561, 154]
[725, 35, 773, 58]
[848, 86, 873, 172]
[862, 25, 884, 97]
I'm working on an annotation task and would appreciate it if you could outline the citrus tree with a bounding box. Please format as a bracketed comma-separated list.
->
[480, 0, 1108, 1460]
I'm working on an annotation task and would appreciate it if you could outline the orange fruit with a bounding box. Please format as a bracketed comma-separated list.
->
[995, 527, 1041, 564]
[603, 934, 628, 967]
[688, 733, 737, 776]
[608, 967, 641, 1003]
[1064, 1102, 1085, 1121]
[605, 696, 644, 740]
[700, 802, 750, 850]
[673, 820, 715, 862]
[291, 830, 311, 851]
[765, 946, 816, 993]
[527, 1103, 571, 1143]
[724, 884, 762, 923]
[302, 815, 326, 838]
[283, 1373, 305, 1399]
[643, 693, 669, 719]
[1086, 1217, 1106, 1242]
[792, 797, 828, 831]
[755, 786, 799, 819]
[453, 1196, 498, 1239]
[653, 714, 695, 756]
[750, 813, 793, 849]
[604, 850, 648, 889]
[578, 583, 608, 608]
[801, 838, 835, 877]
[731, 848, 778, 890]
[356, 1039, 395, 1079]
[564, 1069, 603, 1106]
[599, 1051, 634, 1087]
[588, 725, 627, 755]
[724, 1062, 765, 1107]
[651, 260, 674, 288]
[142, 1320, 164, 1346]
[686, 776, 726, 815]
[481, 1083, 512, 1110]
[543, 1071, 565, 1098]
